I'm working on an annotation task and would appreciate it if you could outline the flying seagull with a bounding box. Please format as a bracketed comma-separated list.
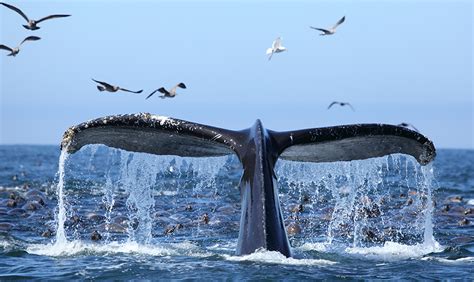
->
[327, 101, 355, 111]
[91, 79, 143, 94]
[0, 36, 40, 56]
[0, 2, 70, 30]
[146, 83, 187, 99]
[398, 122, 419, 132]
[310, 16, 345, 36]
[266, 37, 287, 60]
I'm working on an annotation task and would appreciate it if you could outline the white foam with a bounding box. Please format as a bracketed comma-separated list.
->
[223, 249, 336, 266]
[467, 199, 474, 205]
[0, 241, 10, 248]
[27, 240, 210, 258]
[345, 241, 444, 261]
[159, 190, 179, 196]
[297, 242, 328, 252]
[206, 241, 237, 252]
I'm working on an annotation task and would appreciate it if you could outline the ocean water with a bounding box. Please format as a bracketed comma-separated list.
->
[0, 145, 473, 280]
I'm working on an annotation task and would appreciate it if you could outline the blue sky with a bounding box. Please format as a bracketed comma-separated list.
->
[1, 0, 472, 148]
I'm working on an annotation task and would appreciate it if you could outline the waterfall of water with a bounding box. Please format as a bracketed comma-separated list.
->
[54, 149, 70, 245]
[276, 154, 439, 250]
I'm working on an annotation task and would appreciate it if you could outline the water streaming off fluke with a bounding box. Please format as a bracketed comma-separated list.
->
[47, 145, 441, 259]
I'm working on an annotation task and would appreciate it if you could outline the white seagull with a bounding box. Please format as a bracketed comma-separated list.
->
[146, 82, 187, 99]
[266, 37, 286, 60]
[310, 16, 345, 36]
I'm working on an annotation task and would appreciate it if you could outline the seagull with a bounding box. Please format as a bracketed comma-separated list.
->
[266, 37, 287, 60]
[91, 79, 143, 94]
[398, 122, 419, 132]
[310, 16, 345, 36]
[0, 2, 70, 30]
[146, 83, 187, 99]
[327, 101, 355, 111]
[0, 36, 40, 56]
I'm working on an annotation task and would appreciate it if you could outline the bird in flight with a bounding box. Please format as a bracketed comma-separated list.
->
[0, 2, 70, 30]
[310, 16, 345, 36]
[91, 79, 143, 94]
[147, 83, 187, 99]
[327, 101, 355, 111]
[0, 36, 40, 56]
[266, 37, 287, 60]
[398, 122, 419, 132]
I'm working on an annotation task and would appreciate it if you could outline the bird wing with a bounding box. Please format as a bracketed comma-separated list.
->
[0, 44, 13, 52]
[91, 78, 115, 89]
[146, 89, 159, 99]
[158, 87, 169, 95]
[327, 102, 338, 109]
[36, 14, 71, 24]
[20, 36, 41, 45]
[0, 2, 29, 22]
[346, 103, 355, 111]
[119, 88, 143, 94]
[310, 26, 330, 33]
[272, 37, 282, 49]
[332, 16, 345, 29]
[170, 82, 186, 93]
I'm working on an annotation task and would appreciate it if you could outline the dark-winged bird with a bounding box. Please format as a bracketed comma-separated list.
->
[92, 79, 143, 94]
[310, 16, 345, 36]
[146, 83, 187, 99]
[0, 2, 70, 30]
[0, 36, 40, 56]
[327, 101, 355, 111]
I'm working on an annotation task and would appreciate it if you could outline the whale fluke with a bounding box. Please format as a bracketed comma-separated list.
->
[62, 113, 435, 165]
[61, 113, 436, 257]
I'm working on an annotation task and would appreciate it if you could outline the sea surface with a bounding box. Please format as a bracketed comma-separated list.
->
[0, 145, 473, 280]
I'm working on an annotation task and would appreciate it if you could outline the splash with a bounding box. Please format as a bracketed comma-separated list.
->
[119, 151, 157, 244]
[276, 154, 442, 259]
[54, 148, 70, 245]
[27, 240, 210, 258]
[50, 144, 229, 248]
[223, 249, 336, 266]
[345, 241, 443, 261]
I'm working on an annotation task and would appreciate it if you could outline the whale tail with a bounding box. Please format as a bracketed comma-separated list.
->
[62, 113, 435, 165]
[61, 113, 436, 257]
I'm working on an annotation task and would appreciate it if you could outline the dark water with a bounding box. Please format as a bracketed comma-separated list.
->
[0, 145, 473, 280]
